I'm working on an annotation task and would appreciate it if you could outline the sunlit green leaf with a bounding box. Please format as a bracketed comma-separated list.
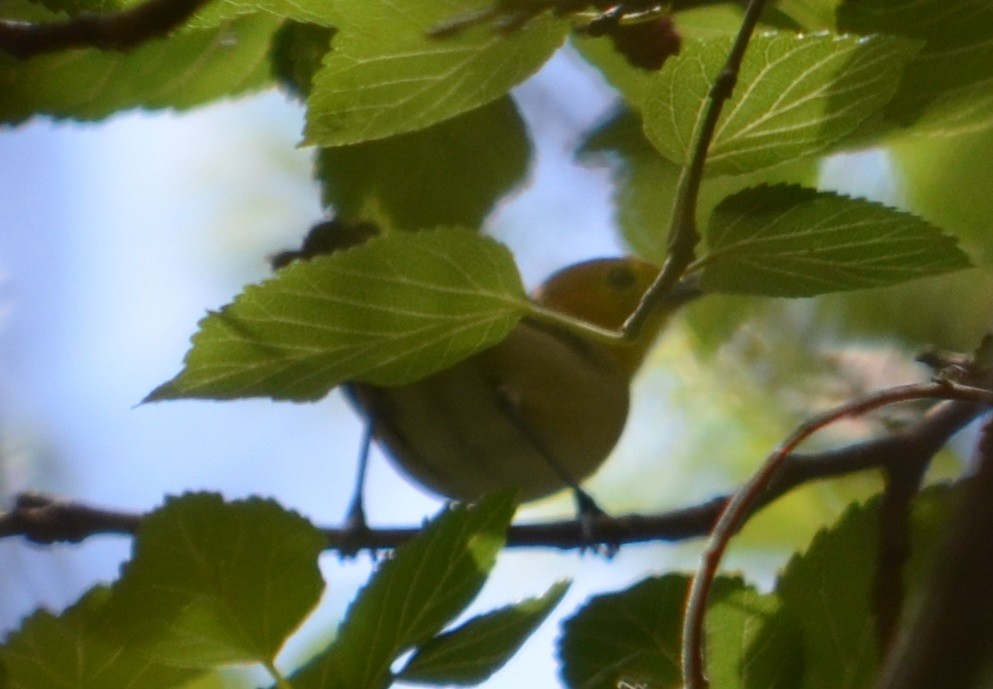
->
[146, 228, 528, 402]
[698, 184, 970, 297]
[0, 13, 278, 124]
[838, 0, 993, 135]
[302, 0, 568, 146]
[642, 32, 917, 175]
[0, 587, 202, 689]
[190, 0, 333, 25]
[317, 97, 531, 231]
[399, 580, 569, 685]
[291, 492, 516, 689]
[104, 493, 326, 667]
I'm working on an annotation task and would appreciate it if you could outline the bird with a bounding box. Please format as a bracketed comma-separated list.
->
[346, 256, 697, 531]
[273, 221, 697, 534]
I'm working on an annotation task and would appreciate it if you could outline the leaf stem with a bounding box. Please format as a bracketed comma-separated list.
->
[622, 0, 770, 340]
[680, 380, 993, 689]
[526, 303, 628, 347]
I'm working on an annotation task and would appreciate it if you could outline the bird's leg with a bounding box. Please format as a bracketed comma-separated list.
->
[340, 420, 375, 556]
[491, 385, 622, 554]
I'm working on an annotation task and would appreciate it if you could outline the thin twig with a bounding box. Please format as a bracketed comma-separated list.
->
[681, 382, 993, 689]
[0, 0, 211, 59]
[622, 0, 770, 340]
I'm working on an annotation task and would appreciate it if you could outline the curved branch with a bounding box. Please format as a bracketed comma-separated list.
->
[875, 414, 993, 689]
[681, 382, 993, 689]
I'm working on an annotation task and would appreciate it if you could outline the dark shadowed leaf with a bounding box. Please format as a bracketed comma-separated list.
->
[578, 107, 817, 262]
[398, 580, 569, 685]
[0, 13, 278, 124]
[838, 0, 993, 135]
[317, 97, 531, 232]
[104, 493, 326, 667]
[291, 492, 516, 689]
[0, 587, 202, 689]
[559, 574, 799, 689]
[777, 489, 956, 689]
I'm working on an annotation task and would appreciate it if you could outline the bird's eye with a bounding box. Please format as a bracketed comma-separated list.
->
[605, 264, 637, 291]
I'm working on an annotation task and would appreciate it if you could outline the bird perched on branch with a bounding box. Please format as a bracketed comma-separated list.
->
[274, 220, 697, 533]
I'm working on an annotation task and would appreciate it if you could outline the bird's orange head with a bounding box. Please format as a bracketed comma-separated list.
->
[531, 257, 670, 376]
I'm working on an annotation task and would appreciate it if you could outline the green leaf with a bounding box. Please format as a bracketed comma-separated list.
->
[0, 13, 278, 124]
[558, 574, 686, 689]
[641, 32, 917, 175]
[317, 96, 531, 232]
[698, 184, 970, 297]
[570, 5, 744, 107]
[104, 493, 326, 667]
[559, 574, 797, 689]
[291, 492, 517, 689]
[578, 107, 818, 262]
[147, 228, 528, 402]
[29, 0, 122, 14]
[777, 0, 840, 30]
[776, 501, 878, 689]
[0, 587, 202, 689]
[303, 0, 569, 146]
[398, 580, 570, 685]
[569, 33, 658, 112]
[706, 585, 804, 689]
[190, 0, 334, 26]
[838, 0, 993, 135]
[776, 488, 956, 689]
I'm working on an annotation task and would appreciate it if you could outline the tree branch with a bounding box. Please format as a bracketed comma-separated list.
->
[1, 399, 983, 552]
[0, 0, 212, 60]
[875, 414, 993, 689]
[872, 439, 931, 655]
